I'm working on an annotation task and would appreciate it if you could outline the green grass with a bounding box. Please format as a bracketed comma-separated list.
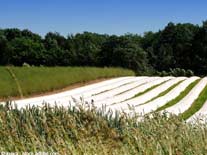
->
[139, 80, 184, 106]
[119, 80, 168, 103]
[156, 79, 200, 111]
[0, 67, 19, 98]
[0, 66, 134, 99]
[1, 103, 207, 154]
[180, 83, 207, 120]
[133, 80, 168, 98]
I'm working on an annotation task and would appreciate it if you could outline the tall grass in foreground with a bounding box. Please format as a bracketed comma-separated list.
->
[0, 103, 207, 154]
[0, 66, 134, 99]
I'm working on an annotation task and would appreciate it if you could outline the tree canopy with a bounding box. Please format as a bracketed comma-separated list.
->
[0, 21, 207, 75]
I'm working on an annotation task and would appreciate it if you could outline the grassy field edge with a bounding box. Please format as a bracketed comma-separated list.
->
[0, 66, 135, 100]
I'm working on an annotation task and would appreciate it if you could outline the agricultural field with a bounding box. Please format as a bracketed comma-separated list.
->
[1, 75, 207, 153]
[0, 66, 134, 100]
[5, 76, 207, 122]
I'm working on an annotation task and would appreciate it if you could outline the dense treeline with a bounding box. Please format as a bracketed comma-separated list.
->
[0, 21, 207, 75]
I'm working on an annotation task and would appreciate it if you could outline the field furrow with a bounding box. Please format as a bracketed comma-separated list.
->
[71, 76, 147, 102]
[164, 77, 207, 115]
[127, 77, 199, 115]
[56, 77, 160, 108]
[107, 77, 185, 112]
[3, 76, 207, 121]
[83, 77, 151, 103]
[92, 77, 171, 108]
[187, 100, 207, 123]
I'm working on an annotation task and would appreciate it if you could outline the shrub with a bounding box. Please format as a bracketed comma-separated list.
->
[158, 68, 194, 77]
